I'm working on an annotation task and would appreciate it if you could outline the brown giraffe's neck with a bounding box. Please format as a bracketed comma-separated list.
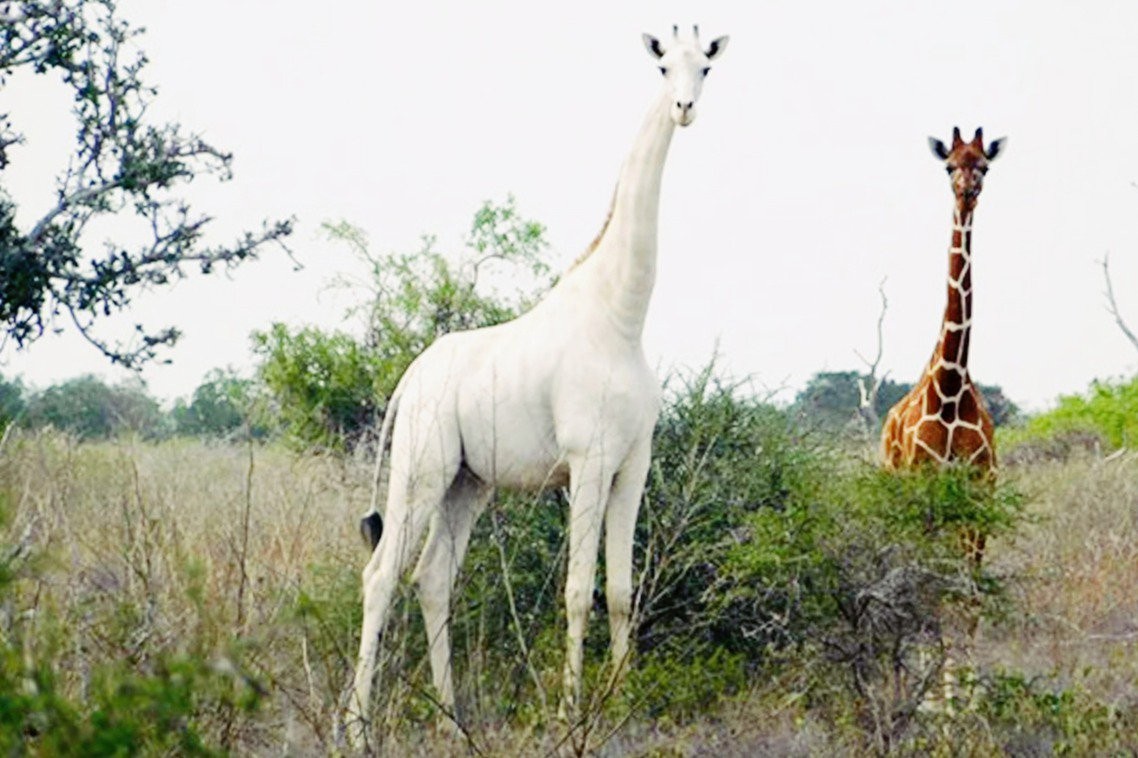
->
[929, 202, 975, 377]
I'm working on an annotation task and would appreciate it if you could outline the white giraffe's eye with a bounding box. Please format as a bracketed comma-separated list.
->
[702, 67, 710, 76]
[659, 66, 667, 76]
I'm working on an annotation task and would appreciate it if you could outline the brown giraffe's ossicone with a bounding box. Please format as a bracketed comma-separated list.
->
[881, 127, 1007, 557]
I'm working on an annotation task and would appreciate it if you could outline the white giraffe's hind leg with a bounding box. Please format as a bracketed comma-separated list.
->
[347, 409, 462, 749]
[411, 469, 492, 722]
[347, 484, 434, 747]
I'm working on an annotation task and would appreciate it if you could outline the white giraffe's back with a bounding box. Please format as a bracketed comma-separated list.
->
[391, 273, 659, 492]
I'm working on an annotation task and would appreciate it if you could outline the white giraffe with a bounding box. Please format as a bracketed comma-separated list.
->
[346, 26, 729, 740]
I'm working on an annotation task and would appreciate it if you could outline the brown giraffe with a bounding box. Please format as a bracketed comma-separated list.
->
[881, 126, 1006, 482]
[881, 126, 1007, 709]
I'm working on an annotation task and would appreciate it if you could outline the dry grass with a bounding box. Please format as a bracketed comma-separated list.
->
[0, 431, 369, 753]
[3, 432, 1138, 754]
[984, 451, 1138, 699]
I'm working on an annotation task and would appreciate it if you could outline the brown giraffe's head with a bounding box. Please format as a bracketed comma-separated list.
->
[928, 127, 1007, 209]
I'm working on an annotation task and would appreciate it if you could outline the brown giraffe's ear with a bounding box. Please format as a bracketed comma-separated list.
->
[985, 136, 1008, 161]
[642, 33, 665, 59]
[928, 136, 950, 160]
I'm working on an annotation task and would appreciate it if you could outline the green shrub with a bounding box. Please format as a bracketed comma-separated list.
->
[621, 647, 748, 722]
[1005, 374, 1138, 453]
[634, 362, 833, 662]
[252, 324, 381, 450]
[971, 671, 1135, 754]
[712, 464, 1024, 750]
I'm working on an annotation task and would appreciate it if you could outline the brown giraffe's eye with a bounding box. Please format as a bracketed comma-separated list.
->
[945, 166, 954, 174]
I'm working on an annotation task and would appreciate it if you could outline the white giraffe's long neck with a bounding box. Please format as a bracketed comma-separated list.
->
[586, 92, 676, 340]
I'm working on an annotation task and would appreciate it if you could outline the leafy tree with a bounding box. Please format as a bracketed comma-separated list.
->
[342, 195, 551, 391]
[171, 368, 261, 438]
[0, 0, 292, 367]
[976, 383, 1019, 428]
[793, 370, 1019, 433]
[792, 371, 910, 433]
[0, 373, 23, 431]
[254, 197, 551, 449]
[251, 325, 380, 450]
[23, 374, 163, 438]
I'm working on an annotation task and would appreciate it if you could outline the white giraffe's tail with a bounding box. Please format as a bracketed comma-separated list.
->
[359, 380, 404, 551]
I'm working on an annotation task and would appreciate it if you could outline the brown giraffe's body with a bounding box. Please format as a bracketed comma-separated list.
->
[881, 127, 1004, 477]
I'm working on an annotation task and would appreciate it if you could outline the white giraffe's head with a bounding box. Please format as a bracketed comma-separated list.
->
[642, 25, 729, 127]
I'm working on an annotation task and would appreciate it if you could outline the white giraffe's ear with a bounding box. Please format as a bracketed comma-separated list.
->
[705, 35, 729, 60]
[928, 136, 950, 160]
[985, 136, 1008, 161]
[642, 33, 664, 59]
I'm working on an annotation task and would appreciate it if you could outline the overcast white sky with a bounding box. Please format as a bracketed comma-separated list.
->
[3, 0, 1138, 411]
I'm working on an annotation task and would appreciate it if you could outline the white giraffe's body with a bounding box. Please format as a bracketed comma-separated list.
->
[347, 29, 728, 740]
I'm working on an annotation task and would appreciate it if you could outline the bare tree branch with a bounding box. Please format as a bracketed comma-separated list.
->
[1100, 252, 1138, 355]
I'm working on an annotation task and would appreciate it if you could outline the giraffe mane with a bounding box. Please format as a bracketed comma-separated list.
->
[565, 184, 618, 272]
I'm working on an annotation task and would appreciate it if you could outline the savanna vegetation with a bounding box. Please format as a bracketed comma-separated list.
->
[2, 196, 1137, 755]
[3, 5, 1137, 753]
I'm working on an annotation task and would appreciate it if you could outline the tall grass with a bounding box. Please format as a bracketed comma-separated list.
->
[2, 428, 1137, 754]
[0, 432, 367, 753]
[987, 453, 1138, 684]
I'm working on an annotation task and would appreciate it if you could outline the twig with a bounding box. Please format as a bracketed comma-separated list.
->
[489, 508, 550, 715]
[235, 436, 255, 631]
[1100, 253, 1138, 354]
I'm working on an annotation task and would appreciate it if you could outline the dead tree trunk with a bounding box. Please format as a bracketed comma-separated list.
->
[855, 278, 889, 435]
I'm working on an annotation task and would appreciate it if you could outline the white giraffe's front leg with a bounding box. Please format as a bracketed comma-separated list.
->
[603, 437, 652, 686]
[560, 452, 614, 722]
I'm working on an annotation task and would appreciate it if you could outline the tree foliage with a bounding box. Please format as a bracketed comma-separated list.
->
[0, 0, 292, 367]
[254, 197, 551, 450]
[343, 195, 551, 390]
[0, 373, 24, 431]
[170, 368, 260, 438]
[793, 370, 1020, 433]
[23, 373, 163, 438]
[251, 324, 380, 450]
[792, 371, 910, 433]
